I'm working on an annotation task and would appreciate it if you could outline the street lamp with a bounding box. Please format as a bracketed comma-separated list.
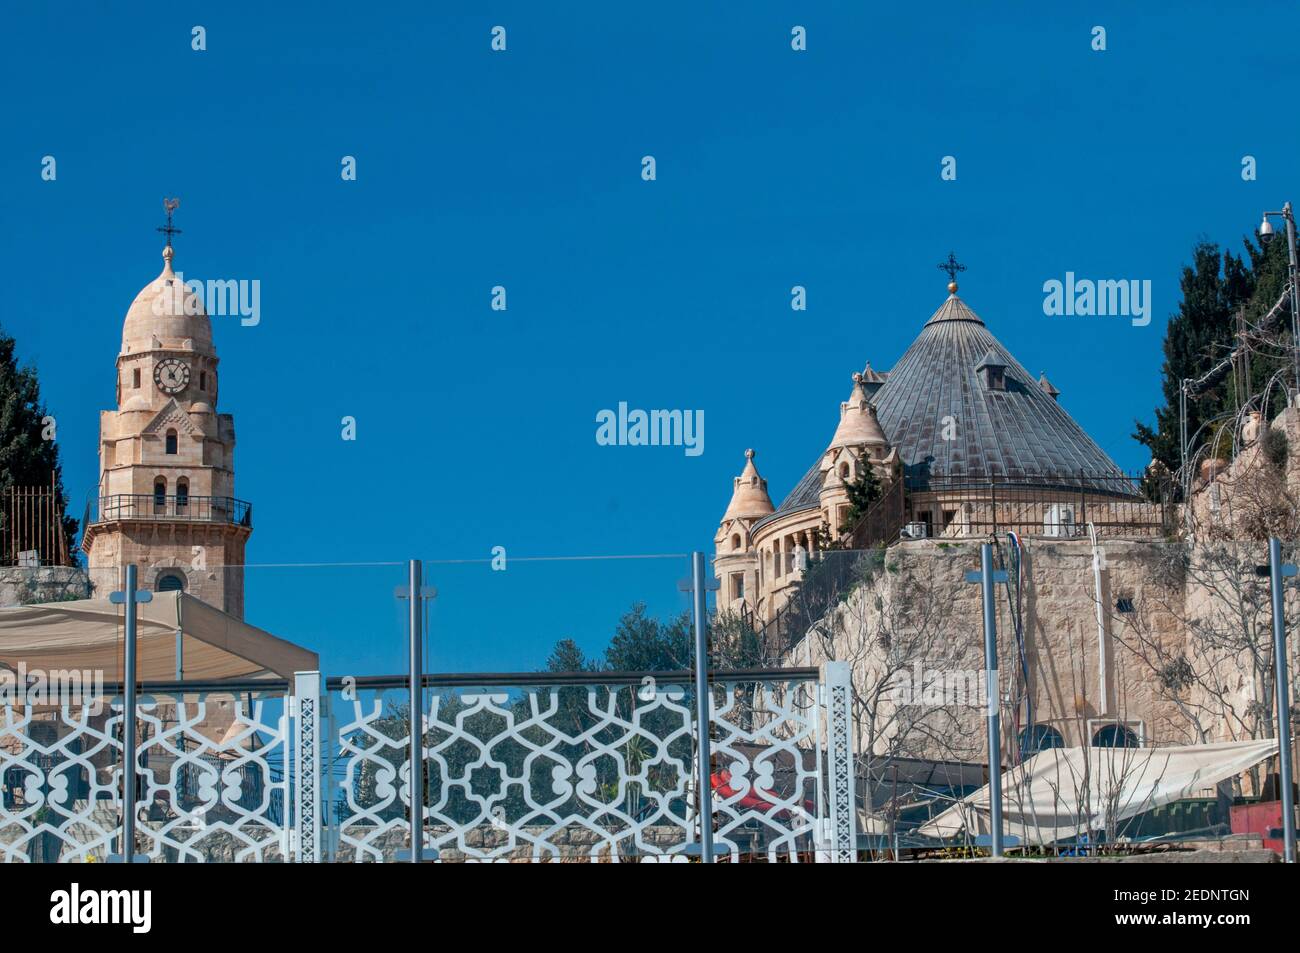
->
[1258, 203, 1300, 401]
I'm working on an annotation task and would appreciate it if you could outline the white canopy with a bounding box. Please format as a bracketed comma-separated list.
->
[0, 592, 317, 681]
[917, 739, 1279, 844]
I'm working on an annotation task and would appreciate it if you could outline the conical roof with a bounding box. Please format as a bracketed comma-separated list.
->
[721, 449, 775, 521]
[827, 374, 888, 451]
[756, 290, 1125, 526]
[873, 294, 1122, 487]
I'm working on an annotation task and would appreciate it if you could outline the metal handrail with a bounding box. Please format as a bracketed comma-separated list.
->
[92, 494, 252, 527]
[325, 667, 821, 692]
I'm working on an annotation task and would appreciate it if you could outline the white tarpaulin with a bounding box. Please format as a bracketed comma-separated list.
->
[917, 739, 1279, 844]
[0, 592, 317, 681]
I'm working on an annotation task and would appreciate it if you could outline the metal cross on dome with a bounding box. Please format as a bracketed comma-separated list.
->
[938, 252, 966, 284]
[157, 197, 182, 247]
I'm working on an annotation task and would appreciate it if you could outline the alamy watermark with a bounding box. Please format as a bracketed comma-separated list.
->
[151, 270, 260, 326]
[0, 664, 104, 711]
[890, 662, 993, 709]
[1042, 272, 1151, 327]
[595, 403, 704, 457]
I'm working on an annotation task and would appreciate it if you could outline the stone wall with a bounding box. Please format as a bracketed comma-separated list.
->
[787, 535, 1222, 763]
[0, 566, 92, 608]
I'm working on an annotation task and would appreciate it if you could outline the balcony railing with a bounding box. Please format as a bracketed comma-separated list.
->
[93, 494, 252, 528]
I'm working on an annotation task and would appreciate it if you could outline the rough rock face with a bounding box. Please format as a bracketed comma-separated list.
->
[0, 566, 91, 608]
[788, 533, 1292, 765]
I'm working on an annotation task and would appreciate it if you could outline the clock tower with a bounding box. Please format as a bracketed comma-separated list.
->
[82, 228, 252, 618]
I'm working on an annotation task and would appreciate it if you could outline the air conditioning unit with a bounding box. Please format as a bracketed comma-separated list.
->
[1043, 504, 1076, 538]
[901, 521, 929, 540]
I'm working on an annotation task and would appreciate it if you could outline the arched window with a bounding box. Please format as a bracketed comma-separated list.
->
[176, 478, 189, 510]
[1019, 724, 1065, 758]
[153, 478, 167, 508]
[731, 533, 742, 551]
[199, 371, 206, 391]
[1092, 723, 1140, 748]
[839, 462, 850, 479]
[132, 368, 141, 388]
[165, 429, 178, 455]
[156, 572, 186, 593]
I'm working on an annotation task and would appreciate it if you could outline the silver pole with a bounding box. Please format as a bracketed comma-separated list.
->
[691, 551, 715, 863]
[1285, 205, 1300, 402]
[122, 564, 140, 862]
[408, 558, 423, 863]
[1268, 538, 1297, 863]
[1179, 380, 1188, 492]
[980, 543, 1004, 857]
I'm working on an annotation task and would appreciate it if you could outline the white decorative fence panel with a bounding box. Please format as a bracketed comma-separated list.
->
[0, 681, 291, 862]
[0, 701, 120, 862]
[132, 686, 290, 862]
[0, 668, 855, 863]
[323, 669, 840, 863]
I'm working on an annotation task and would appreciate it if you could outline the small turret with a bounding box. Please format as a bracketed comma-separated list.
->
[827, 373, 889, 452]
[722, 449, 775, 522]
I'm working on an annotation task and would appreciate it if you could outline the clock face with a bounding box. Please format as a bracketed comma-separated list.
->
[154, 358, 190, 395]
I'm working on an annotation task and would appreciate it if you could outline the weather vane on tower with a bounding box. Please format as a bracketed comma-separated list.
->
[938, 252, 965, 292]
[157, 197, 182, 248]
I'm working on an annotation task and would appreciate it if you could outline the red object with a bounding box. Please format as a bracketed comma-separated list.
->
[1230, 800, 1286, 854]
[710, 770, 815, 818]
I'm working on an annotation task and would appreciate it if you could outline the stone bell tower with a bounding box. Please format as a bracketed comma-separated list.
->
[82, 208, 251, 617]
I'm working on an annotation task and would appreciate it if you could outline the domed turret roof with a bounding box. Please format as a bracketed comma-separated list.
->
[120, 246, 214, 355]
[721, 449, 775, 521]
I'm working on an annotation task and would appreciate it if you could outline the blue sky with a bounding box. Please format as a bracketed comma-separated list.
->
[2, 2, 1298, 675]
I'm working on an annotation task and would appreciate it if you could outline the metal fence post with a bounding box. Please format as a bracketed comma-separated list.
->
[967, 544, 1007, 857]
[293, 670, 322, 863]
[824, 660, 857, 863]
[691, 551, 716, 862]
[408, 558, 424, 863]
[108, 564, 151, 863]
[394, 562, 437, 864]
[1268, 538, 1297, 863]
[677, 552, 722, 860]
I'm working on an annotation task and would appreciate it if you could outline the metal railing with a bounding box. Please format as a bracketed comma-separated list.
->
[2, 480, 74, 567]
[757, 549, 881, 656]
[905, 471, 1172, 539]
[846, 474, 907, 549]
[92, 494, 253, 528]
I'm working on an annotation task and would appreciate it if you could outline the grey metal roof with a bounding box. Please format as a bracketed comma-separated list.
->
[756, 294, 1125, 526]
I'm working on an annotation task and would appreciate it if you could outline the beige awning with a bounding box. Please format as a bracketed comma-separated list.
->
[0, 592, 317, 681]
[917, 739, 1278, 845]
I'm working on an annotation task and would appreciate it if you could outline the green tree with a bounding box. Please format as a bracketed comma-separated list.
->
[0, 326, 77, 558]
[1134, 237, 1291, 472]
[837, 465, 882, 533]
[604, 603, 691, 671]
[545, 638, 597, 673]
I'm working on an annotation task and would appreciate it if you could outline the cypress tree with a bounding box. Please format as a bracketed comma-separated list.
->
[0, 326, 78, 560]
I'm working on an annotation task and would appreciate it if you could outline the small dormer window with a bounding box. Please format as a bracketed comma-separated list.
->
[975, 349, 1008, 391]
